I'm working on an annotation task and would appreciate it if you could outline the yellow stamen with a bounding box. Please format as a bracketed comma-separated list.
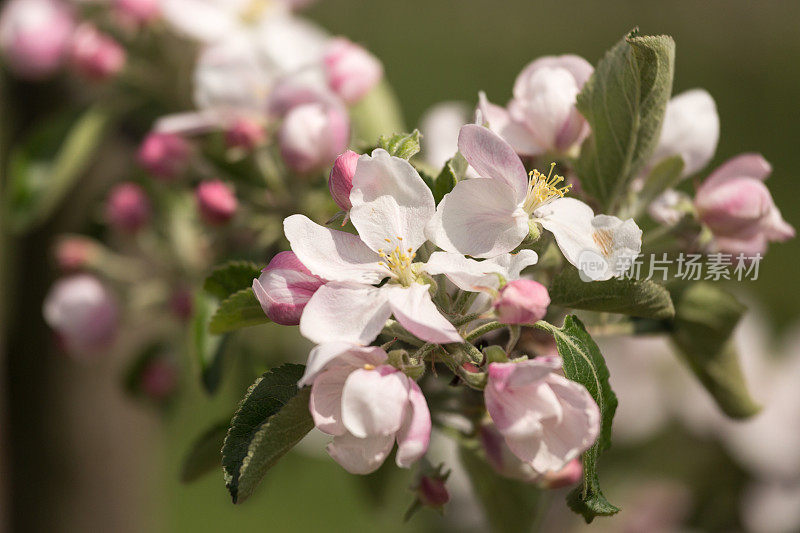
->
[363, 364, 375, 370]
[522, 162, 571, 214]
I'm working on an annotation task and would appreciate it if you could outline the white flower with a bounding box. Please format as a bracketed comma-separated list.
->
[426, 124, 642, 280]
[285, 149, 462, 345]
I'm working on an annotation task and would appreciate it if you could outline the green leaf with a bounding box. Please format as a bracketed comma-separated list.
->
[431, 157, 461, 204]
[669, 283, 760, 418]
[458, 443, 541, 533]
[208, 288, 270, 335]
[575, 29, 675, 210]
[180, 421, 229, 483]
[377, 130, 421, 160]
[203, 261, 262, 300]
[349, 79, 406, 145]
[637, 154, 685, 210]
[549, 266, 674, 320]
[190, 291, 230, 394]
[4, 103, 118, 233]
[538, 315, 619, 522]
[222, 364, 313, 503]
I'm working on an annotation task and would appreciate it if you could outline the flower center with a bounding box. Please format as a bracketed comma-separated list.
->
[378, 237, 417, 286]
[241, 0, 272, 24]
[522, 163, 571, 214]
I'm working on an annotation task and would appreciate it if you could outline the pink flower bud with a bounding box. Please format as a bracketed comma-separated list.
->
[113, 0, 160, 25]
[328, 150, 359, 211]
[323, 37, 383, 105]
[43, 274, 118, 357]
[493, 279, 550, 325]
[54, 235, 100, 271]
[137, 131, 191, 180]
[195, 180, 237, 225]
[695, 154, 795, 255]
[252, 251, 324, 325]
[278, 102, 350, 174]
[168, 288, 193, 321]
[417, 475, 450, 508]
[0, 0, 75, 79]
[224, 117, 265, 150]
[140, 357, 178, 401]
[541, 458, 582, 489]
[105, 182, 151, 233]
[69, 24, 126, 81]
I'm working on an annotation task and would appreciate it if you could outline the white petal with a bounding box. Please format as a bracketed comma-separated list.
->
[484, 249, 540, 281]
[299, 282, 392, 345]
[309, 366, 350, 435]
[385, 284, 462, 344]
[395, 380, 432, 468]
[299, 342, 387, 387]
[477, 92, 543, 157]
[424, 252, 508, 292]
[349, 149, 435, 253]
[326, 432, 394, 475]
[284, 214, 384, 284]
[457, 124, 530, 202]
[420, 102, 470, 168]
[341, 366, 409, 438]
[651, 89, 719, 177]
[535, 197, 597, 268]
[426, 178, 529, 258]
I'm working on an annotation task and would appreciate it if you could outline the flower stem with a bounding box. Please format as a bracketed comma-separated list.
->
[464, 321, 505, 342]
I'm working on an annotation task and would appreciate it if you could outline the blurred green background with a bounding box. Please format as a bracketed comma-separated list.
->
[163, 1, 800, 532]
[4, 1, 800, 531]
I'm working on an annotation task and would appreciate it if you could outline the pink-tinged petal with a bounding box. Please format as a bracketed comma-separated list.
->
[477, 92, 543, 157]
[396, 380, 432, 468]
[385, 284, 462, 344]
[349, 149, 435, 253]
[309, 366, 350, 435]
[458, 124, 529, 202]
[299, 342, 387, 387]
[650, 89, 719, 178]
[299, 282, 392, 345]
[426, 178, 529, 258]
[252, 251, 324, 325]
[341, 366, 409, 438]
[700, 153, 772, 191]
[535, 197, 596, 267]
[283, 214, 384, 284]
[487, 358, 561, 391]
[696, 178, 775, 235]
[713, 233, 768, 256]
[514, 55, 594, 92]
[327, 432, 395, 474]
[762, 208, 795, 242]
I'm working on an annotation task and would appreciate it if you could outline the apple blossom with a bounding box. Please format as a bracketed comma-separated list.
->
[54, 235, 100, 271]
[195, 180, 238, 225]
[159, 0, 287, 43]
[298, 343, 431, 474]
[224, 117, 265, 150]
[113, 0, 160, 25]
[105, 182, 151, 233]
[69, 24, 126, 81]
[419, 102, 471, 169]
[484, 356, 600, 473]
[493, 279, 550, 325]
[252, 251, 325, 325]
[427, 124, 642, 280]
[695, 154, 794, 255]
[0, 0, 75, 79]
[43, 274, 119, 356]
[137, 131, 191, 179]
[284, 149, 462, 345]
[328, 150, 359, 211]
[478, 55, 593, 156]
[323, 37, 383, 104]
[277, 101, 350, 173]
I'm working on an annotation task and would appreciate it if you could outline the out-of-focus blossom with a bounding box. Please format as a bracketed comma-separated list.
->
[695, 154, 794, 255]
[328, 150, 359, 212]
[419, 102, 470, 169]
[299, 342, 431, 474]
[285, 149, 462, 346]
[649, 89, 719, 179]
[647, 189, 691, 227]
[484, 356, 600, 474]
[252, 251, 324, 325]
[742, 481, 800, 533]
[113, 0, 160, 25]
[0, 0, 75, 79]
[54, 235, 101, 271]
[43, 274, 119, 356]
[224, 117, 265, 150]
[137, 131, 191, 179]
[493, 279, 550, 325]
[69, 24, 126, 81]
[140, 357, 179, 401]
[278, 102, 349, 173]
[479, 55, 593, 156]
[105, 182, 151, 233]
[160, 0, 285, 43]
[322, 37, 383, 105]
[427, 125, 642, 281]
[195, 180, 237, 225]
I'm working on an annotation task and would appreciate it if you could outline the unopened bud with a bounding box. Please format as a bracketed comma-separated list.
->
[105, 182, 151, 233]
[224, 117, 265, 150]
[196, 180, 237, 226]
[69, 24, 126, 81]
[137, 131, 190, 180]
[493, 279, 550, 325]
[140, 356, 179, 401]
[252, 251, 325, 325]
[278, 102, 350, 174]
[328, 150, 359, 211]
[323, 37, 383, 105]
[54, 235, 101, 271]
[113, 0, 160, 25]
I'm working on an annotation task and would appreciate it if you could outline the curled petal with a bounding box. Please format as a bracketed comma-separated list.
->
[457, 124, 529, 202]
[700, 153, 772, 191]
[396, 380, 432, 468]
[385, 284, 462, 344]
